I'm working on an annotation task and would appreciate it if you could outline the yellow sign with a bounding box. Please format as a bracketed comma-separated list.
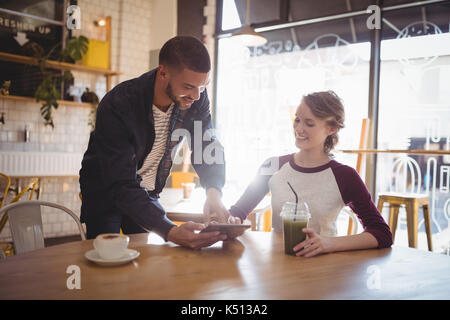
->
[81, 38, 109, 69]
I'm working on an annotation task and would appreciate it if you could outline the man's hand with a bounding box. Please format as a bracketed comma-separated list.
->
[203, 188, 230, 223]
[167, 221, 227, 249]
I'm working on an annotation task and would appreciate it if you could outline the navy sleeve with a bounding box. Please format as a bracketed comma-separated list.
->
[332, 165, 393, 248]
[94, 93, 176, 241]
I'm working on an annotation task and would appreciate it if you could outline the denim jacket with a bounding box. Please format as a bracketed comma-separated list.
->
[79, 69, 225, 239]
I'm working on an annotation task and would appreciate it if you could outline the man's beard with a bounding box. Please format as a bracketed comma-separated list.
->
[165, 82, 179, 107]
[165, 82, 192, 110]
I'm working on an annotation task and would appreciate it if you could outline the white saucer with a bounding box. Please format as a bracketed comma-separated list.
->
[85, 249, 140, 266]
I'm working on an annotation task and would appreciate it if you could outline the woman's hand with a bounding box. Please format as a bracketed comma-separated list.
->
[203, 188, 230, 223]
[293, 228, 335, 258]
[227, 216, 242, 224]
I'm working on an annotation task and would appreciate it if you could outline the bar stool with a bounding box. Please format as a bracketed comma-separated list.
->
[377, 192, 433, 251]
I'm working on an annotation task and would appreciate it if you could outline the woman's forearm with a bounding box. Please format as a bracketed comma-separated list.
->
[330, 232, 379, 253]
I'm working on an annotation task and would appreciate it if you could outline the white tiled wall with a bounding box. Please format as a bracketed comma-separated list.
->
[0, 0, 154, 241]
[0, 0, 212, 242]
[0, 97, 91, 241]
[72, 0, 153, 91]
[0, 99, 91, 153]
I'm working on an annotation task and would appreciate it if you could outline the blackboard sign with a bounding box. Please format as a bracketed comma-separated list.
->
[0, 11, 62, 56]
[0, 0, 64, 55]
[0, 0, 65, 97]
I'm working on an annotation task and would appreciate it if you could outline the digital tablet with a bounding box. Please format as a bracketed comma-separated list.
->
[200, 223, 251, 238]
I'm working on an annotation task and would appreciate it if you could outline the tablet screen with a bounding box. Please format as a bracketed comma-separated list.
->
[200, 223, 250, 237]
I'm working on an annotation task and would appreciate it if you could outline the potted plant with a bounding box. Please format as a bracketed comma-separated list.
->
[25, 36, 89, 128]
[81, 87, 99, 131]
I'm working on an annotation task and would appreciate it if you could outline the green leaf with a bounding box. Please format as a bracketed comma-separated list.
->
[35, 76, 60, 129]
[65, 36, 89, 61]
[88, 105, 98, 131]
[34, 35, 89, 128]
[63, 70, 73, 81]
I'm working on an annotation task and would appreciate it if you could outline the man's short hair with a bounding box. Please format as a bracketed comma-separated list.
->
[159, 36, 211, 73]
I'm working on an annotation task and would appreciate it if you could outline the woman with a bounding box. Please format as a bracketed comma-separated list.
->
[228, 91, 392, 257]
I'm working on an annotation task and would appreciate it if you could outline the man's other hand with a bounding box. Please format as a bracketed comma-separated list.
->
[166, 221, 227, 249]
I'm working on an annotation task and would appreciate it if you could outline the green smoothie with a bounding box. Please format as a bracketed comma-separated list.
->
[283, 219, 308, 255]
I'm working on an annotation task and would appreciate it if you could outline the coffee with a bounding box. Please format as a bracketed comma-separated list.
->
[103, 235, 120, 240]
[94, 233, 129, 260]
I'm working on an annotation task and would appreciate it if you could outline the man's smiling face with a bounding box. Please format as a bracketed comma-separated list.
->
[164, 67, 210, 110]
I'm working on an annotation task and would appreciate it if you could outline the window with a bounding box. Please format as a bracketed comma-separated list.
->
[376, 3, 450, 252]
[216, 4, 371, 192]
[215, 0, 450, 250]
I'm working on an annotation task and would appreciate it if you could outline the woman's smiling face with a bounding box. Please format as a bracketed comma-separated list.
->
[293, 100, 336, 151]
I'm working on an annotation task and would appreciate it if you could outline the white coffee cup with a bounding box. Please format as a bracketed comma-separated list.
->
[181, 182, 195, 199]
[93, 233, 129, 260]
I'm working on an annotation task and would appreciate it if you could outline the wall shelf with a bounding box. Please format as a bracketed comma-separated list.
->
[0, 52, 121, 76]
[0, 51, 122, 91]
[0, 94, 93, 108]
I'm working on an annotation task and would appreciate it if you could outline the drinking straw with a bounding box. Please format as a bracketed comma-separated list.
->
[287, 182, 298, 221]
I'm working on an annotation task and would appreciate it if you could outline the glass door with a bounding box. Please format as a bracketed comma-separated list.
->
[377, 3, 450, 253]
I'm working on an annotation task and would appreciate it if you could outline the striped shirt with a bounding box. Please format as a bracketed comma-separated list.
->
[137, 103, 174, 191]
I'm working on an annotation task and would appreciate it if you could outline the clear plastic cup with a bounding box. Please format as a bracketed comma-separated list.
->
[280, 201, 311, 255]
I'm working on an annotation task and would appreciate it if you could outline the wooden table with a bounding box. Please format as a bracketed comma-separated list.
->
[1, 232, 450, 300]
[159, 188, 271, 230]
[339, 149, 450, 155]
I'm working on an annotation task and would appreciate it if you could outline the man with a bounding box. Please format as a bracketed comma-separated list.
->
[79, 36, 230, 249]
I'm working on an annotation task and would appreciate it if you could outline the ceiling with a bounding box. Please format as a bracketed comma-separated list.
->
[225, 0, 450, 50]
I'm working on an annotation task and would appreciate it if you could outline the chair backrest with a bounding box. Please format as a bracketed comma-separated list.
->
[347, 118, 370, 235]
[390, 155, 422, 194]
[0, 172, 11, 209]
[341, 207, 358, 235]
[0, 200, 86, 255]
[0, 178, 39, 234]
[12, 178, 39, 202]
[356, 118, 370, 175]
[0, 245, 5, 259]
